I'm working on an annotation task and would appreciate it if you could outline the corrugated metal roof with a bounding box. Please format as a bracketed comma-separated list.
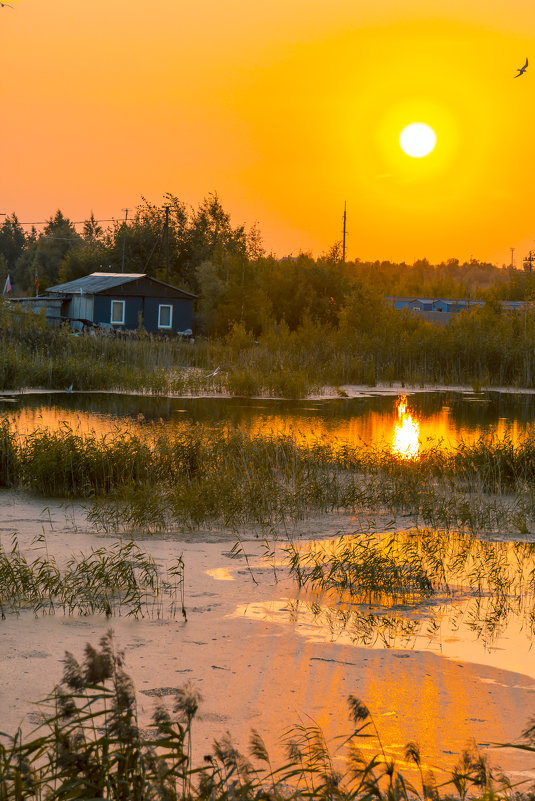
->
[46, 273, 144, 294]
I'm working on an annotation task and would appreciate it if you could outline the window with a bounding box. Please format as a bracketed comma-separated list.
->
[111, 300, 125, 325]
[158, 304, 173, 329]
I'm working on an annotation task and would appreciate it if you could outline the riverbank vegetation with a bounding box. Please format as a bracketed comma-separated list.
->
[0, 631, 530, 801]
[4, 294, 535, 397]
[3, 418, 535, 539]
[4, 196, 535, 396]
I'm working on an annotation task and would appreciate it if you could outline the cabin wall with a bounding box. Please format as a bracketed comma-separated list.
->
[92, 295, 193, 333]
[94, 296, 143, 329]
[143, 298, 193, 333]
[69, 294, 95, 321]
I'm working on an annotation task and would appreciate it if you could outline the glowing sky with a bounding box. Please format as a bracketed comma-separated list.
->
[2, 0, 535, 263]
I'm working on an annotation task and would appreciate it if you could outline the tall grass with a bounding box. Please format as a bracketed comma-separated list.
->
[0, 535, 186, 620]
[284, 528, 535, 649]
[5, 418, 535, 536]
[8, 299, 535, 398]
[0, 632, 525, 801]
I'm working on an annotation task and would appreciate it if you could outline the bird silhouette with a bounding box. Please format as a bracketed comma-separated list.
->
[515, 57, 528, 77]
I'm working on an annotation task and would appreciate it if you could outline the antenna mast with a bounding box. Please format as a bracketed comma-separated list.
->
[121, 208, 129, 273]
[342, 201, 347, 263]
[164, 205, 170, 283]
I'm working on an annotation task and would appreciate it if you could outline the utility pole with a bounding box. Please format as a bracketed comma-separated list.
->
[510, 247, 515, 269]
[342, 201, 347, 263]
[523, 251, 535, 273]
[121, 209, 129, 273]
[164, 205, 170, 283]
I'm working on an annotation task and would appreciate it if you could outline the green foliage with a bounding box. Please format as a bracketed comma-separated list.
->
[0, 417, 18, 486]
[0, 537, 185, 619]
[0, 213, 26, 271]
[5, 201, 535, 391]
[15, 211, 83, 293]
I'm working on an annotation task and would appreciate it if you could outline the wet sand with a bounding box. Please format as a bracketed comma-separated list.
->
[1, 490, 535, 785]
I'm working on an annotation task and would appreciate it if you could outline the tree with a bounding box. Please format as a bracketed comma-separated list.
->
[83, 212, 104, 243]
[0, 214, 26, 271]
[15, 210, 83, 293]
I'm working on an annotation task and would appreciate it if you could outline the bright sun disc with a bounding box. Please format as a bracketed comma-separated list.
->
[399, 122, 437, 158]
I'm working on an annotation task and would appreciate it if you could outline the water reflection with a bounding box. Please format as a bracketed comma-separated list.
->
[4, 390, 535, 447]
[275, 530, 535, 665]
[391, 395, 420, 459]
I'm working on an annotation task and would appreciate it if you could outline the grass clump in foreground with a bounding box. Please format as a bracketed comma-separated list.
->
[0, 536, 186, 621]
[1, 631, 530, 801]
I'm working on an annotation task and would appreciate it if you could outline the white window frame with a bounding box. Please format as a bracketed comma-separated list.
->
[110, 300, 125, 325]
[158, 304, 173, 330]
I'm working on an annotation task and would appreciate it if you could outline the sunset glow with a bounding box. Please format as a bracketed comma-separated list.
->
[399, 123, 437, 158]
[0, 0, 534, 263]
[392, 395, 420, 460]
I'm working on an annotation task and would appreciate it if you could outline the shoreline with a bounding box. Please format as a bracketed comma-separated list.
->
[3, 382, 535, 401]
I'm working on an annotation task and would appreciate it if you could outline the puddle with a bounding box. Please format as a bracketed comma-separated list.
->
[206, 567, 235, 581]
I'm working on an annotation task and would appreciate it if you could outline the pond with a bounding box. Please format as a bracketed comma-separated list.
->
[2, 388, 535, 786]
[4, 388, 535, 446]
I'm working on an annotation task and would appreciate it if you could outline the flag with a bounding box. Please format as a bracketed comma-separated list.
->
[3, 274, 11, 296]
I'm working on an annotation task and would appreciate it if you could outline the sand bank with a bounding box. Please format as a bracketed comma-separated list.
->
[1, 491, 535, 783]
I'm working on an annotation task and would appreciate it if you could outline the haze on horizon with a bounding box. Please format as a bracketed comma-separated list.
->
[1, 0, 534, 266]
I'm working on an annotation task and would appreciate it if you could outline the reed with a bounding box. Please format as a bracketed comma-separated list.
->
[0, 633, 523, 801]
[6, 294, 535, 396]
[6, 416, 535, 536]
[284, 527, 535, 649]
[0, 536, 185, 620]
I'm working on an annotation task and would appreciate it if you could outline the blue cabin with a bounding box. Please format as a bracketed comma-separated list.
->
[46, 273, 197, 334]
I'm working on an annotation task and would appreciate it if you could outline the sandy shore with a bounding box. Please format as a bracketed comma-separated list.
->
[1, 490, 535, 785]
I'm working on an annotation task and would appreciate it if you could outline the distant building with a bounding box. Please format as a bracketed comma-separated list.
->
[44, 273, 197, 334]
[385, 296, 528, 325]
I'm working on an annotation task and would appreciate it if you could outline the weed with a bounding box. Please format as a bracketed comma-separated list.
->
[0, 634, 524, 800]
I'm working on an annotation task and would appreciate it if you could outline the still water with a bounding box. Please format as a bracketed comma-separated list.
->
[3, 389, 535, 447]
[3, 389, 535, 776]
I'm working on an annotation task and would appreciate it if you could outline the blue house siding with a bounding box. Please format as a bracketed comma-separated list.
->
[94, 296, 143, 330]
[143, 298, 193, 333]
[93, 295, 193, 333]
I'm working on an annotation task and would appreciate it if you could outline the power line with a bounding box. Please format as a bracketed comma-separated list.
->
[11, 217, 130, 228]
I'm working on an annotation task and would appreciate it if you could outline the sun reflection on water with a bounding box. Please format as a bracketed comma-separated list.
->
[392, 395, 420, 459]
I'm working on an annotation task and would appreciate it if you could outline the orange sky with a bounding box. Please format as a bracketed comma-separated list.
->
[2, 0, 535, 263]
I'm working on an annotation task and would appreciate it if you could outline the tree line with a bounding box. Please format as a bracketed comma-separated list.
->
[2, 192, 535, 339]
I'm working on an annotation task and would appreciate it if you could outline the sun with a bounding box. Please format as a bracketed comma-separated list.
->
[399, 122, 437, 158]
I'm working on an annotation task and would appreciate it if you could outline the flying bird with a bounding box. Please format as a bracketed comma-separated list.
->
[515, 57, 528, 77]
